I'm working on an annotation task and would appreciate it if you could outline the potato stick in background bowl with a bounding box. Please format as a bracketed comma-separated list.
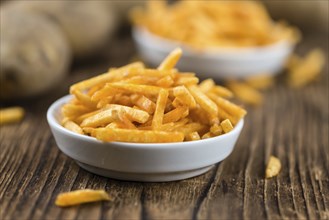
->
[131, 1, 300, 80]
[131, 1, 300, 49]
[131, 0, 325, 107]
[62, 48, 247, 143]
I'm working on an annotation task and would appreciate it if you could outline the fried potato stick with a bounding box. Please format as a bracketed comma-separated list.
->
[158, 48, 182, 71]
[95, 128, 184, 143]
[188, 85, 218, 117]
[152, 89, 169, 130]
[56, 189, 110, 207]
[0, 107, 25, 125]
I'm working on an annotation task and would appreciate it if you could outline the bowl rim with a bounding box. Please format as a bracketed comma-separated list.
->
[133, 26, 294, 58]
[47, 95, 244, 149]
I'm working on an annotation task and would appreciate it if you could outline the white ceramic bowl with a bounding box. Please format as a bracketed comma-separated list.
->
[133, 27, 295, 79]
[47, 95, 244, 182]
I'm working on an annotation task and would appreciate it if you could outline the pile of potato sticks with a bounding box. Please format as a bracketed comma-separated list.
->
[130, 1, 324, 107]
[61, 48, 246, 143]
[131, 1, 299, 48]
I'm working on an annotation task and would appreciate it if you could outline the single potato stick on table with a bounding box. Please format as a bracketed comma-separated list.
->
[55, 189, 110, 207]
[0, 107, 25, 125]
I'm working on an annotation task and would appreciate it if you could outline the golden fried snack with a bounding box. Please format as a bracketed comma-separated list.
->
[63, 120, 84, 134]
[62, 48, 247, 143]
[245, 74, 275, 90]
[266, 156, 281, 178]
[0, 107, 25, 125]
[94, 128, 184, 143]
[158, 48, 182, 70]
[227, 81, 263, 106]
[55, 189, 110, 207]
[185, 131, 201, 141]
[188, 85, 218, 118]
[131, 1, 299, 49]
[220, 119, 234, 133]
[210, 124, 223, 136]
[287, 49, 325, 88]
[152, 89, 169, 130]
[173, 86, 196, 108]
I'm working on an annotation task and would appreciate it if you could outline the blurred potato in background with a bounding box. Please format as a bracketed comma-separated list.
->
[2, 1, 118, 58]
[0, 0, 144, 100]
[0, 5, 71, 99]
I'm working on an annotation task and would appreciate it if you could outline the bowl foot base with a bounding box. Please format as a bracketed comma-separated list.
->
[76, 161, 214, 182]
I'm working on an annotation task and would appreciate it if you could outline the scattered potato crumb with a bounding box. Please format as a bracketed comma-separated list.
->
[287, 49, 325, 88]
[266, 156, 281, 179]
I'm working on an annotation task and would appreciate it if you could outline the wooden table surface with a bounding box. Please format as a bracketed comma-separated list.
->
[0, 27, 328, 220]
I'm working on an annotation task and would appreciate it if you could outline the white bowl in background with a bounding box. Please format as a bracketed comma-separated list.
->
[133, 27, 295, 79]
[47, 95, 244, 182]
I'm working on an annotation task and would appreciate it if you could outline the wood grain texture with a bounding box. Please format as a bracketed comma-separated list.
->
[0, 28, 328, 220]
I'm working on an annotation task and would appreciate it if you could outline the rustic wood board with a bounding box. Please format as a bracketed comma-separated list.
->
[0, 29, 328, 220]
